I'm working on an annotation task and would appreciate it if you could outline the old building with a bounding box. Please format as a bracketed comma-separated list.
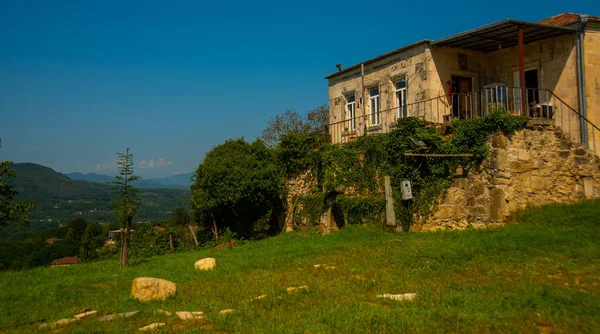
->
[326, 13, 600, 155]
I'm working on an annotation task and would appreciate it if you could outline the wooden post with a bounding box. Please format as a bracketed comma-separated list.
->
[188, 225, 199, 248]
[518, 26, 526, 116]
[384, 176, 396, 227]
[361, 63, 366, 136]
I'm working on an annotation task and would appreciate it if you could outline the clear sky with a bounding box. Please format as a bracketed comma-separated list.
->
[1, 0, 598, 178]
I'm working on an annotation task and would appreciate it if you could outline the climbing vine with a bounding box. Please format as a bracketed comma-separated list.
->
[277, 109, 528, 231]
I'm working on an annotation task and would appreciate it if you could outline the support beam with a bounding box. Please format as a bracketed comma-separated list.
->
[518, 26, 526, 116]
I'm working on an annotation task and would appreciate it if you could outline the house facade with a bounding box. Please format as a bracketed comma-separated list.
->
[326, 13, 600, 155]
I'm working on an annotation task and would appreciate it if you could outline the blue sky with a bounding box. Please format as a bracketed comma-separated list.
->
[1, 0, 598, 178]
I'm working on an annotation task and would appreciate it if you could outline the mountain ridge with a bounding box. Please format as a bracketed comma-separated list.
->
[64, 171, 194, 189]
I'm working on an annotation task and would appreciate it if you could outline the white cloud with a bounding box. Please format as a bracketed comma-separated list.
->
[95, 160, 116, 171]
[138, 158, 173, 169]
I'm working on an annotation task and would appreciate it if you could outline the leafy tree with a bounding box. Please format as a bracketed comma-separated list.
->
[261, 105, 329, 147]
[171, 207, 191, 226]
[111, 148, 140, 267]
[190, 139, 282, 238]
[0, 139, 35, 226]
[79, 223, 103, 262]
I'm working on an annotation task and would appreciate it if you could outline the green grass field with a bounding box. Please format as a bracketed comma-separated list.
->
[1, 200, 599, 333]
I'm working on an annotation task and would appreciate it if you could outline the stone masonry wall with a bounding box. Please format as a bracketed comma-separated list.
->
[284, 172, 317, 232]
[422, 125, 600, 231]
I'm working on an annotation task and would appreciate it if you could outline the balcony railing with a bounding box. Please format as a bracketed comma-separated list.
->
[327, 86, 599, 156]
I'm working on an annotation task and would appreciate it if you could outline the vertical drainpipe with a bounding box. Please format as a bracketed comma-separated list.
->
[576, 15, 588, 146]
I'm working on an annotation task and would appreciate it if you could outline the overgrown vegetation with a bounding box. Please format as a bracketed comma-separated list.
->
[285, 109, 528, 231]
[0, 139, 34, 226]
[190, 139, 283, 239]
[1, 200, 599, 332]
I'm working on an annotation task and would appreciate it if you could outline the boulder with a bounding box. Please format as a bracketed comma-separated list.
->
[194, 258, 216, 271]
[131, 277, 176, 302]
[49, 318, 77, 329]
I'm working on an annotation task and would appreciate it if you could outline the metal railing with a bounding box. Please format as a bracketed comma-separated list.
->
[328, 86, 599, 157]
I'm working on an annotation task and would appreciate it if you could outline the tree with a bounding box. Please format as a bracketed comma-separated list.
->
[0, 139, 35, 226]
[190, 139, 282, 238]
[261, 105, 329, 147]
[171, 207, 191, 226]
[111, 148, 140, 267]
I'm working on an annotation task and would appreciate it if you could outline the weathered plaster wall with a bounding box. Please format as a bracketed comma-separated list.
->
[422, 125, 600, 231]
[327, 43, 432, 143]
[584, 29, 600, 152]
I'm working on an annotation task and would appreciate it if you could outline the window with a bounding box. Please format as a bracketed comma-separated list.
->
[369, 87, 380, 126]
[394, 79, 407, 119]
[345, 94, 356, 130]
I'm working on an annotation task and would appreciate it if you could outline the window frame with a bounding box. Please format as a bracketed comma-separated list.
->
[394, 79, 407, 119]
[345, 94, 356, 131]
[369, 86, 380, 126]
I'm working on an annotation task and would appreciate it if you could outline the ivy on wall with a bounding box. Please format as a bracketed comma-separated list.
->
[279, 109, 528, 231]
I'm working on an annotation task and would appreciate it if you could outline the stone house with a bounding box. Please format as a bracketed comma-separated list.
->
[326, 13, 600, 155]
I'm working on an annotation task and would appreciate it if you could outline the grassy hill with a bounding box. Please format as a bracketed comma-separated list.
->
[0, 201, 598, 332]
[4, 163, 189, 232]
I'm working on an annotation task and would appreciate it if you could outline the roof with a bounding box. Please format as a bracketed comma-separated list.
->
[325, 40, 431, 79]
[431, 19, 576, 53]
[326, 14, 583, 80]
[539, 13, 600, 26]
[45, 238, 61, 243]
[51, 257, 81, 265]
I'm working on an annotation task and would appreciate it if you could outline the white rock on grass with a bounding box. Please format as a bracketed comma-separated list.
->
[139, 323, 166, 331]
[155, 309, 172, 316]
[194, 258, 216, 271]
[286, 285, 309, 294]
[49, 318, 77, 329]
[176, 311, 206, 320]
[377, 293, 417, 301]
[219, 309, 235, 316]
[74, 310, 97, 320]
[98, 310, 140, 322]
[250, 295, 267, 302]
[131, 277, 176, 302]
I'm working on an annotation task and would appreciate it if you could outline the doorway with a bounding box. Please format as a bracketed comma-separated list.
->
[450, 76, 473, 119]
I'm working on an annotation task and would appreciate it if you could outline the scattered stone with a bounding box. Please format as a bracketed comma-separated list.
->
[49, 318, 77, 329]
[377, 293, 417, 301]
[286, 285, 309, 294]
[74, 310, 97, 320]
[38, 323, 48, 329]
[194, 258, 216, 271]
[176, 311, 206, 320]
[139, 323, 165, 331]
[155, 309, 172, 316]
[97, 310, 140, 322]
[219, 309, 235, 316]
[250, 294, 267, 302]
[131, 277, 176, 302]
[313, 264, 322, 268]
[325, 266, 336, 270]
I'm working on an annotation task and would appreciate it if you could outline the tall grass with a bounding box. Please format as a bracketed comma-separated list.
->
[1, 200, 599, 333]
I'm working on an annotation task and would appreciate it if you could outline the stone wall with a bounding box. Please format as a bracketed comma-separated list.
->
[283, 172, 317, 232]
[421, 125, 600, 231]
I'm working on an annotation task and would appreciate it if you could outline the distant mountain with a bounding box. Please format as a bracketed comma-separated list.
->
[64, 172, 194, 189]
[6, 163, 189, 228]
[65, 172, 113, 183]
